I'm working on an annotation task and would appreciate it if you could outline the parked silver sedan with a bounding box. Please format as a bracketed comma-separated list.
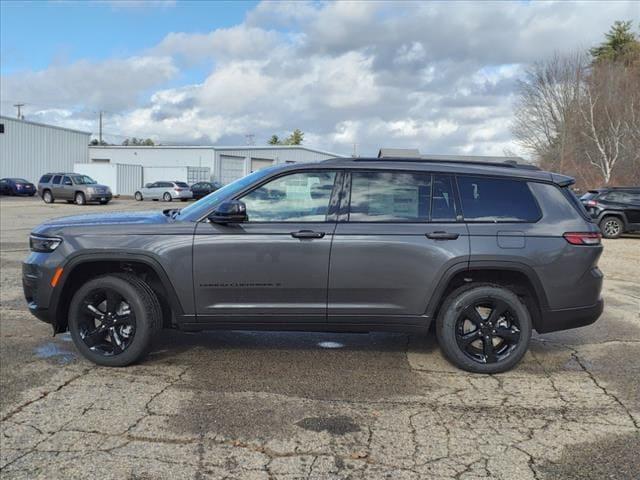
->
[134, 181, 193, 202]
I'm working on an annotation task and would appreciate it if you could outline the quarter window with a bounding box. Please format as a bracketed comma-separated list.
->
[349, 172, 431, 222]
[241, 171, 337, 222]
[457, 176, 540, 222]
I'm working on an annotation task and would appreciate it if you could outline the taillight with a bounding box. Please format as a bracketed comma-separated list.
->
[585, 200, 597, 207]
[174, 187, 183, 192]
[563, 232, 602, 245]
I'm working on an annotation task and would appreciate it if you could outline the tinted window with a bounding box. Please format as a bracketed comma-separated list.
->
[457, 176, 540, 222]
[242, 171, 336, 222]
[431, 175, 457, 221]
[62, 176, 72, 185]
[603, 191, 640, 203]
[52, 175, 62, 185]
[349, 171, 431, 222]
[40, 175, 52, 183]
[175, 182, 189, 188]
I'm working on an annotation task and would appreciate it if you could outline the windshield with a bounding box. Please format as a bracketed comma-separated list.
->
[178, 166, 282, 222]
[71, 175, 97, 185]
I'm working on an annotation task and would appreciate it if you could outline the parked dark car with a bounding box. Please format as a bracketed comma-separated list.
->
[580, 187, 640, 238]
[0, 178, 36, 196]
[190, 181, 222, 200]
[23, 158, 603, 373]
[37, 173, 112, 205]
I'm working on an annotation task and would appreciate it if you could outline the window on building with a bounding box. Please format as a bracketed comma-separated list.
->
[348, 171, 432, 222]
[457, 176, 540, 222]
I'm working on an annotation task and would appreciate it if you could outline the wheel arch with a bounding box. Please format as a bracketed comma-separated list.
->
[598, 211, 628, 227]
[52, 253, 185, 333]
[427, 261, 548, 333]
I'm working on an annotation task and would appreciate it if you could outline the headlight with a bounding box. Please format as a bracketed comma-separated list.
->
[30, 234, 62, 253]
[86, 187, 96, 194]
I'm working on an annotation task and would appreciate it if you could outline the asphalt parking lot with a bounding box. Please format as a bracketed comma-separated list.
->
[1, 195, 639, 480]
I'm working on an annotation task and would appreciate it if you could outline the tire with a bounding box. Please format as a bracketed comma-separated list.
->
[436, 284, 532, 374]
[600, 216, 623, 239]
[75, 192, 86, 205]
[68, 274, 162, 367]
[42, 190, 54, 204]
[134, 191, 143, 201]
[163, 192, 172, 202]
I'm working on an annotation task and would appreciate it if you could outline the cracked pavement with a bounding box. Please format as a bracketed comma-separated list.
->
[1, 196, 639, 479]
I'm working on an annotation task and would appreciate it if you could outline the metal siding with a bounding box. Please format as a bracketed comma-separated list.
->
[116, 164, 143, 196]
[219, 155, 245, 184]
[0, 116, 90, 184]
[143, 166, 189, 184]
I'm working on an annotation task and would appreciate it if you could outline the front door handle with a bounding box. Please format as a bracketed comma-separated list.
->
[426, 231, 460, 240]
[291, 230, 325, 239]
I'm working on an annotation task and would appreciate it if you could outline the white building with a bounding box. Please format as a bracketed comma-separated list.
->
[0, 115, 91, 183]
[87, 145, 341, 186]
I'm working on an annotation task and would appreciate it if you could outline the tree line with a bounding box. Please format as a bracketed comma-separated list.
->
[513, 21, 640, 189]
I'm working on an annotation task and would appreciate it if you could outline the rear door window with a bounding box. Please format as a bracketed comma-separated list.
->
[457, 176, 541, 222]
[348, 171, 431, 222]
[52, 175, 62, 185]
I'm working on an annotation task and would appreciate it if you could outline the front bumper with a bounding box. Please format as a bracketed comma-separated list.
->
[86, 192, 113, 202]
[22, 261, 55, 325]
[536, 298, 604, 333]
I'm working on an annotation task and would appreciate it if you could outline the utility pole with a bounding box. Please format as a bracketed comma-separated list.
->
[13, 103, 25, 119]
[99, 111, 103, 144]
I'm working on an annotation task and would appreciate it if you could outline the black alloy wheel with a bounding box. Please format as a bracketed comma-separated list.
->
[455, 299, 521, 364]
[436, 284, 532, 373]
[77, 287, 136, 356]
[68, 274, 161, 366]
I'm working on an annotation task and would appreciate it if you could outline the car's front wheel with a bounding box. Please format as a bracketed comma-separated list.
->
[436, 284, 532, 374]
[68, 274, 162, 367]
[600, 216, 623, 239]
[75, 192, 86, 205]
[134, 191, 143, 201]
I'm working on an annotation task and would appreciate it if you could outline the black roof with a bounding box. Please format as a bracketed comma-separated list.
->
[318, 157, 574, 186]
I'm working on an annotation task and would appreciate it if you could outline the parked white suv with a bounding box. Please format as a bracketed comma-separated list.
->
[134, 181, 193, 202]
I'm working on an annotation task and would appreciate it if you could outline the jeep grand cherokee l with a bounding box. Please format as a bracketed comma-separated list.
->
[23, 158, 604, 373]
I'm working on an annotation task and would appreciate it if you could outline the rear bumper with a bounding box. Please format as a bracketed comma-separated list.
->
[536, 298, 604, 333]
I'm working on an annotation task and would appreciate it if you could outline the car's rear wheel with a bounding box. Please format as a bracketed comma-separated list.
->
[436, 284, 532, 373]
[134, 191, 143, 201]
[163, 192, 172, 202]
[600, 216, 623, 239]
[68, 274, 162, 367]
[42, 190, 54, 203]
[75, 192, 86, 205]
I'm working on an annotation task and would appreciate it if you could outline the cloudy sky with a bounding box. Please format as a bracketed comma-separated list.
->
[1, 1, 638, 156]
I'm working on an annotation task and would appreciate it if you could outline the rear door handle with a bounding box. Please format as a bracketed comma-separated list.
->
[426, 231, 460, 240]
[291, 230, 325, 239]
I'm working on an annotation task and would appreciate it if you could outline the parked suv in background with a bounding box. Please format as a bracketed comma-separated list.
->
[23, 158, 603, 373]
[38, 173, 112, 205]
[580, 187, 640, 238]
[134, 181, 192, 202]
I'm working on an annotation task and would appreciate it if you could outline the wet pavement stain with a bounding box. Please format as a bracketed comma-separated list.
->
[34, 341, 77, 365]
[295, 415, 360, 435]
[538, 432, 640, 480]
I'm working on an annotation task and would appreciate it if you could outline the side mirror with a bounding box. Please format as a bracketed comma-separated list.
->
[207, 200, 247, 224]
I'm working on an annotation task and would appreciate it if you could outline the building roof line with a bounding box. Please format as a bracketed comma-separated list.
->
[89, 144, 344, 157]
[0, 115, 92, 136]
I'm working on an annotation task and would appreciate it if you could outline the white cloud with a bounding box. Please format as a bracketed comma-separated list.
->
[2, 0, 638, 155]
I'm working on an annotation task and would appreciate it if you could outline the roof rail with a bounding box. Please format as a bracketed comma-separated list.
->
[323, 157, 540, 171]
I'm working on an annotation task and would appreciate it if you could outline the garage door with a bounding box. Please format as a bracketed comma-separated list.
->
[251, 158, 273, 173]
[219, 155, 245, 185]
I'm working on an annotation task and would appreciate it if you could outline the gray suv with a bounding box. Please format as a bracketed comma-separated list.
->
[38, 173, 112, 205]
[23, 158, 604, 373]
